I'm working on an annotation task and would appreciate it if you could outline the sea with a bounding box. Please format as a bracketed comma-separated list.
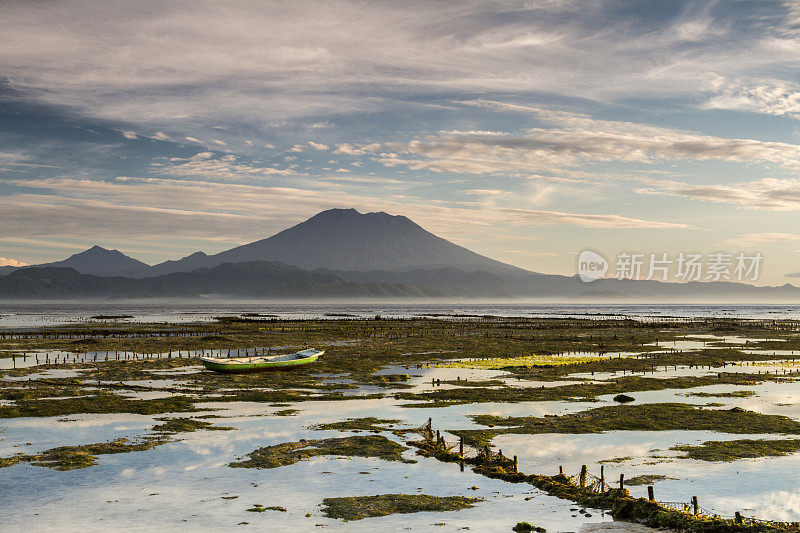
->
[0, 301, 799, 329]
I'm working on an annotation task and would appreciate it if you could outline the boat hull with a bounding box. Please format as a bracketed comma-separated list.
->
[200, 350, 322, 373]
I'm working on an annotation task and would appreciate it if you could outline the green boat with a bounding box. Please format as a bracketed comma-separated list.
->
[200, 348, 323, 373]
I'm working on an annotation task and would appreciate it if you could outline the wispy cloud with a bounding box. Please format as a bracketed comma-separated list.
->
[637, 177, 800, 211]
[2, 176, 691, 257]
[353, 104, 800, 174]
[151, 152, 296, 180]
[719, 232, 800, 247]
[501, 208, 690, 229]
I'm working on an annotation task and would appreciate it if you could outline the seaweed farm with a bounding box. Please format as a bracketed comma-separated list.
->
[3, 306, 800, 532]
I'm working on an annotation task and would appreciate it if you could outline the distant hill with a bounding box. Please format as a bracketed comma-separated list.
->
[0, 262, 443, 299]
[2, 261, 797, 301]
[143, 208, 523, 276]
[37, 246, 149, 276]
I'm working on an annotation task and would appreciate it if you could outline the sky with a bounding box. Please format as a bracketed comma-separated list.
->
[2, 0, 800, 284]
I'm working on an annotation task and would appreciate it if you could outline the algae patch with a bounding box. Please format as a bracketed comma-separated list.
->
[0, 392, 198, 419]
[311, 417, 401, 433]
[437, 354, 607, 369]
[320, 494, 480, 521]
[625, 474, 677, 486]
[273, 409, 299, 417]
[229, 435, 414, 469]
[457, 403, 800, 446]
[152, 417, 234, 433]
[246, 504, 286, 513]
[683, 390, 756, 398]
[672, 438, 800, 461]
[1, 437, 164, 470]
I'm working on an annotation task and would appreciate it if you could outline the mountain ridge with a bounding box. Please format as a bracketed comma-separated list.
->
[1, 208, 797, 300]
[0, 261, 443, 299]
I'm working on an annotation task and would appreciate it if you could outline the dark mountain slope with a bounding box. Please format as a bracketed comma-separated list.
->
[0, 262, 443, 299]
[144, 209, 523, 276]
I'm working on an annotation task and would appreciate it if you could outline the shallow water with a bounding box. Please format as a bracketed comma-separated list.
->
[3, 302, 800, 329]
[0, 400, 616, 533]
[3, 308, 800, 529]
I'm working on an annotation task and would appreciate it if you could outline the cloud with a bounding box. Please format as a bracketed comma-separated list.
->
[184, 136, 202, 143]
[308, 141, 329, 151]
[705, 77, 800, 118]
[151, 152, 296, 180]
[2, 176, 689, 261]
[151, 131, 170, 141]
[289, 144, 305, 152]
[1, 0, 798, 142]
[719, 232, 800, 247]
[352, 104, 800, 174]
[501, 208, 690, 229]
[637, 177, 800, 210]
[0, 257, 27, 267]
[120, 130, 137, 140]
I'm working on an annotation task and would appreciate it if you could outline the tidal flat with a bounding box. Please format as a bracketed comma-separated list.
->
[2, 311, 800, 531]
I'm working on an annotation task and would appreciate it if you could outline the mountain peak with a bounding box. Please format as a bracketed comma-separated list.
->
[311, 208, 398, 220]
[42, 245, 149, 275]
[199, 208, 521, 273]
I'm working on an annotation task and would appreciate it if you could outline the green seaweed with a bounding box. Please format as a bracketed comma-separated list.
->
[229, 435, 414, 469]
[152, 417, 234, 433]
[455, 403, 800, 446]
[1, 438, 164, 470]
[311, 417, 401, 433]
[246, 504, 286, 513]
[672, 438, 800, 461]
[625, 474, 676, 486]
[0, 392, 199, 418]
[683, 390, 756, 398]
[320, 494, 480, 521]
[273, 409, 300, 417]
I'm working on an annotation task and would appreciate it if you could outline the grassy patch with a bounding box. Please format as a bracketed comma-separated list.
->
[229, 435, 413, 469]
[320, 494, 480, 521]
[672, 438, 800, 461]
